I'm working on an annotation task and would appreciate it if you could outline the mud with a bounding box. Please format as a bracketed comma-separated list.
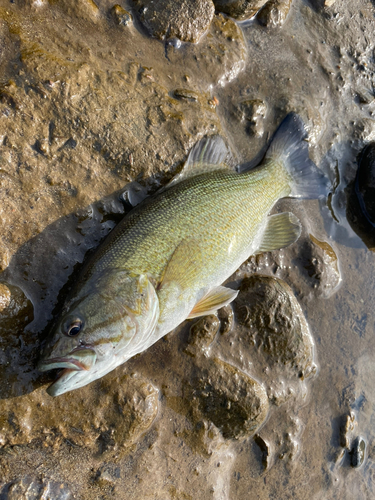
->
[1, 0, 375, 499]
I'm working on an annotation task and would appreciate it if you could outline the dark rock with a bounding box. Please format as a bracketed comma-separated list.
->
[254, 434, 271, 469]
[235, 275, 315, 380]
[186, 315, 220, 354]
[0, 283, 34, 335]
[191, 357, 269, 439]
[347, 143, 375, 250]
[238, 99, 267, 137]
[350, 436, 366, 468]
[132, 0, 215, 43]
[213, 0, 268, 21]
[257, 0, 293, 27]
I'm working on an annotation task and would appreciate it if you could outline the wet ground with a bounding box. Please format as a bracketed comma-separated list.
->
[1, 0, 375, 498]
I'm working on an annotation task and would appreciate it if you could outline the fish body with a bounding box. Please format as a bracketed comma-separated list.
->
[39, 113, 328, 396]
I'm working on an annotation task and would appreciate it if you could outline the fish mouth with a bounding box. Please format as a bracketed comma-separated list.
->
[38, 347, 97, 372]
[38, 347, 97, 396]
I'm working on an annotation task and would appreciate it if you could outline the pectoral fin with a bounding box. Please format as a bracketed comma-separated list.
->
[255, 212, 302, 254]
[188, 286, 238, 319]
[159, 238, 204, 291]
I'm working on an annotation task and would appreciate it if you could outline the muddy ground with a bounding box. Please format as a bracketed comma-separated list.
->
[0, 0, 375, 498]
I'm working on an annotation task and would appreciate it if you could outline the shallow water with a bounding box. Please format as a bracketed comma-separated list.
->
[1, 0, 375, 498]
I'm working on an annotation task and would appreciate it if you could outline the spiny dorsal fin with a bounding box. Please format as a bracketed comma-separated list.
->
[256, 212, 302, 254]
[167, 135, 232, 188]
[187, 286, 238, 319]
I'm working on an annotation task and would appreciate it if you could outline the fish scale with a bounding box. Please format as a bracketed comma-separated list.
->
[89, 161, 290, 291]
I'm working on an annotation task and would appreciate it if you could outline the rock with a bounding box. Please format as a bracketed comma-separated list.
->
[254, 434, 271, 470]
[304, 234, 341, 298]
[186, 315, 220, 355]
[213, 0, 268, 21]
[191, 357, 269, 439]
[347, 143, 375, 250]
[2, 477, 72, 500]
[0, 372, 159, 456]
[132, 0, 215, 43]
[257, 0, 293, 28]
[350, 436, 366, 468]
[339, 411, 356, 449]
[95, 464, 120, 488]
[0, 283, 34, 338]
[111, 4, 133, 26]
[217, 305, 234, 335]
[238, 99, 267, 137]
[0, 283, 11, 312]
[235, 275, 315, 381]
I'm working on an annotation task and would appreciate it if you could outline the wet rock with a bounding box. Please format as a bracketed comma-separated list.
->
[132, 0, 215, 43]
[0, 372, 158, 455]
[350, 436, 366, 468]
[1, 477, 72, 500]
[254, 434, 271, 470]
[257, 0, 293, 28]
[95, 464, 120, 488]
[186, 315, 220, 355]
[111, 4, 133, 26]
[172, 88, 199, 102]
[235, 275, 315, 380]
[218, 304, 234, 335]
[339, 411, 356, 449]
[191, 357, 269, 439]
[303, 234, 341, 298]
[347, 143, 375, 251]
[213, 0, 268, 21]
[238, 99, 267, 137]
[0, 283, 34, 337]
[0, 283, 11, 312]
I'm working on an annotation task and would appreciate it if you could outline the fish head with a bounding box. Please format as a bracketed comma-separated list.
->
[38, 270, 159, 396]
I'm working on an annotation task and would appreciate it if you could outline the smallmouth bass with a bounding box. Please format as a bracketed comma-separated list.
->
[38, 113, 328, 396]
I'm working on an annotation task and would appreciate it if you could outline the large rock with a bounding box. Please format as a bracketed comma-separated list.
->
[213, 0, 268, 20]
[132, 0, 215, 43]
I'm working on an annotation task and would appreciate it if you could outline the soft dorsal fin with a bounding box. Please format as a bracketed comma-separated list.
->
[255, 212, 302, 254]
[187, 286, 238, 319]
[167, 135, 232, 188]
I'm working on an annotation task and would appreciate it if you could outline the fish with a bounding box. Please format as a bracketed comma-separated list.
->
[38, 113, 329, 396]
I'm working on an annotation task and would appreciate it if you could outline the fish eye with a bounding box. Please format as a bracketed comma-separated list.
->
[63, 318, 83, 337]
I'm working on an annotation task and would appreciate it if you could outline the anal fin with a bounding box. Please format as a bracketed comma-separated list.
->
[187, 286, 238, 319]
[256, 212, 301, 254]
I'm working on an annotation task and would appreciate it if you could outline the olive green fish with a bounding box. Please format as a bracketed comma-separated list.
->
[38, 113, 328, 396]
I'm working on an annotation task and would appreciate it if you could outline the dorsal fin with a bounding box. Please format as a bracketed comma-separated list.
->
[166, 135, 232, 188]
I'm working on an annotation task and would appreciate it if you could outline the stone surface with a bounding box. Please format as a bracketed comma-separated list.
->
[0, 372, 159, 455]
[257, 0, 293, 27]
[347, 143, 375, 251]
[213, 0, 268, 21]
[132, 0, 215, 43]
[235, 275, 315, 381]
[238, 99, 267, 137]
[190, 357, 269, 439]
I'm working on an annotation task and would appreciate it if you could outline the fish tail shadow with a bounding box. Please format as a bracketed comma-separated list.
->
[265, 112, 330, 199]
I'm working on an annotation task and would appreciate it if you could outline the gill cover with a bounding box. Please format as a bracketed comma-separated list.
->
[39, 269, 159, 396]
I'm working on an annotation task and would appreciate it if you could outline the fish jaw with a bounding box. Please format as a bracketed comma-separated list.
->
[38, 347, 97, 396]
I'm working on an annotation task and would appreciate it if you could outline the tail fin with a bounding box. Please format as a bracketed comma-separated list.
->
[265, 113, 330, 199]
